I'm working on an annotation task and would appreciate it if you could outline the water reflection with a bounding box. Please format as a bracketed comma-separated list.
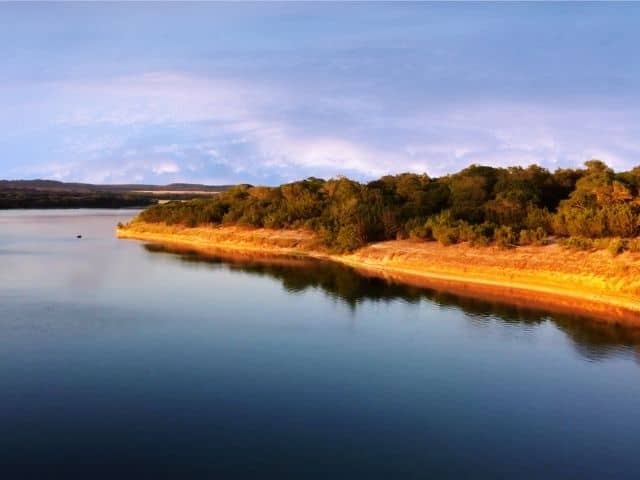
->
[143, 243, 640, 362]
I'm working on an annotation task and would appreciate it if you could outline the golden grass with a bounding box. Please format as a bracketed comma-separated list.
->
[118, 221, 318, 253]
[118, 221, 640, 322]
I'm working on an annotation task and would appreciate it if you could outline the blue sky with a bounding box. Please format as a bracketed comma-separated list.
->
[1, 2, 639, 185]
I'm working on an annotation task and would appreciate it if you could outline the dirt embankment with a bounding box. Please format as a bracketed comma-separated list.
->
[117, 221, 640, 321]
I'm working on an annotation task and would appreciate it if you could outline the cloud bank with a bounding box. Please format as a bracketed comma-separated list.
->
[0, 3, 638, 184]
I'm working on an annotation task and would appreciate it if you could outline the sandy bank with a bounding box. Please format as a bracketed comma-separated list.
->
[117, 222, 640, 322]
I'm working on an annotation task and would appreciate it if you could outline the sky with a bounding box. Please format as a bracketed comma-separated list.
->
[1, 2, 639, 185]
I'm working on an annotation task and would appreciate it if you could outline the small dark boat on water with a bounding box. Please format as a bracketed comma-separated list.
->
[76, 235, 82, 239]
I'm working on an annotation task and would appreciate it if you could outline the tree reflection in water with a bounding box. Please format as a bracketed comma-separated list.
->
[143, 243, 640, 363]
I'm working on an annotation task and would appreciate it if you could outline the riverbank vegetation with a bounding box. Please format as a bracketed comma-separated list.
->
[135, 160, 640, 253]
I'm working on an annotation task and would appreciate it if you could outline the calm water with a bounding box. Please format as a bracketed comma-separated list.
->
[1, 210, 640, 478]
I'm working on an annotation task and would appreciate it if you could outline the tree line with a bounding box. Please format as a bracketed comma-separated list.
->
[0, 190, 157, 209]
[137, 160, 640, 252]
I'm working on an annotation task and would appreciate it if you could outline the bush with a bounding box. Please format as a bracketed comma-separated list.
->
[561, 237, 595, 251]
[518, 227, 547, 246]
[605, 204, 639, 238]
[607, 238, 625, 256]
[468, 229, 491, 247]
[525, 207, 552, 231]
[426, 211, 460, 245]
[333, 224, 366, 252]
[494, 226, 517, 248]
[405, 218, 431, 240]
[433, 226, 459, 246]
[458, 222, 492, 246]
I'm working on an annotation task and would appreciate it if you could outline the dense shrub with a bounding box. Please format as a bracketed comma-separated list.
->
[518, 227, 547, 246]
[468, 223, 495, 246]
[494, 226, 518, 248]
[561, 237, 595, 251]
[406, 218, 431, 240]
[425, 211, 460, 245]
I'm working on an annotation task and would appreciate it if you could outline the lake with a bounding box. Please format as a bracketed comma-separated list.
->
[1, 209, 640, 478]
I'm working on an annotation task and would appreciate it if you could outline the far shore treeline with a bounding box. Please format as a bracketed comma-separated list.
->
[0, 180, 230, 209]
[0, 190, 157, 209]
[136, 160, 640, 253]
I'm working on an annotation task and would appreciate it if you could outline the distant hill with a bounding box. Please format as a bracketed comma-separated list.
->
[0, 179, 232, 193]
[0, 179, 234, 209]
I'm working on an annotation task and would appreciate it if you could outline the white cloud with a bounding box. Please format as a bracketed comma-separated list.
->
[5, 71, 640, 183]
[151, 161, 180, 175]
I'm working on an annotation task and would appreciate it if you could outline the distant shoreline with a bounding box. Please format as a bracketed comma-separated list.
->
[0, 179, 231, 209]
[117, 221, 640, 323]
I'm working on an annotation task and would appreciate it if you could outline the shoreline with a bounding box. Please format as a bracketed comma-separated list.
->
[117, 222, 640, 323]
